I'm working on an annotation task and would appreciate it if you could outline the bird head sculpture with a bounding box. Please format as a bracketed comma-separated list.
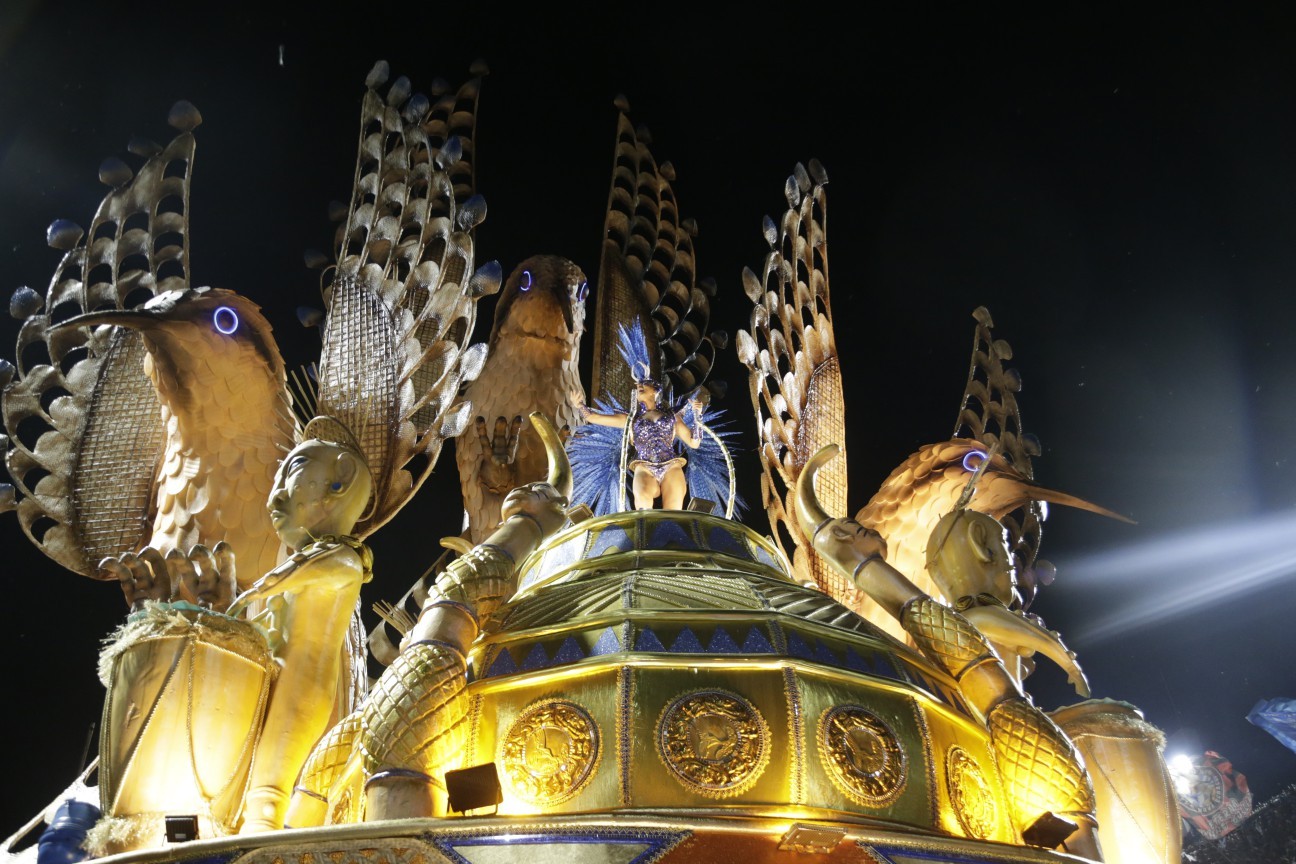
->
[59, 287, 286, 411]
[489, 256, 588, 351]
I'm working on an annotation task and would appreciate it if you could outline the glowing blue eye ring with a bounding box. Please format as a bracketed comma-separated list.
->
[962, 450, 986, 472]
[577, 280, 588, 301]
[213, 306, 239, 334]
[520, 270, 533, 292]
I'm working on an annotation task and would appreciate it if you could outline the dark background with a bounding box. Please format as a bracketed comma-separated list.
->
[1, 3, 1294, 835]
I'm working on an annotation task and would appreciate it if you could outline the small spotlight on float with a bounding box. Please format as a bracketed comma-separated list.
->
[445, 762, 502, 815]
[163, 815, 199, 843]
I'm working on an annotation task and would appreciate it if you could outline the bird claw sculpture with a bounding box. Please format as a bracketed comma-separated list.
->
[103, 540, 237, 612]
[474, 414, 522, 496]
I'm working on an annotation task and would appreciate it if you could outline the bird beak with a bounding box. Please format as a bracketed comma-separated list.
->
[52, 308, 161, 332]
[1028, 483, 1137, 524]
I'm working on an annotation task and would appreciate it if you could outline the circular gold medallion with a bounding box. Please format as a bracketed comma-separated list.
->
[818, 706, 907, 806]
[657, 690, 769, 797]
[947, 747, 998, 839]
[501, 700, 599, 805]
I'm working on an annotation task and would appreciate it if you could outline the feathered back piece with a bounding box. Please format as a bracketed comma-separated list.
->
[313, 61, 500, 537]
[618, 320, 659, 391]
[1, 103, 205, 576]
[736, 160, 848, 598]
[592, 101, 724, 404]
[953, 306, 1045, 599]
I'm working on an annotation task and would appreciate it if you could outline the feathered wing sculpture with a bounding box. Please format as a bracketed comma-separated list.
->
[592, 100, 724, 403]
[1, 102, 296, 588]
[735, 160, 856, 602]
[319, 60, 497, 538]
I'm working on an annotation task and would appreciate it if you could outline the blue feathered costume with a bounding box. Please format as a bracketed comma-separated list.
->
[567, 322, 741, 517]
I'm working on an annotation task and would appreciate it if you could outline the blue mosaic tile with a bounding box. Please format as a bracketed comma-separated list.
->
[669, 627, 704, 653]
[814, 640, 841, 667]
[552, 636, 585, 665]
[750, 542, 779, 568]
[485, 647, 518, 678]
[844, 646, 872, 674]
[591, 626, 621, 656]
[521, 643, 550, 671]
[590, 523, 634, 557]
[707, 525, 749, 559]
[648, 519, 696, 550]
[634, 628, 667, 652]
[786, 631, 814, 660]
[741, 627, 775, 654]
[706, 628, 743, 654]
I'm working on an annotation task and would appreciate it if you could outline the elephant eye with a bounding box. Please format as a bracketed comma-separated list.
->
[962, 450, 986, 472]
[576, 280, 589, 301]
[520, 270, 533, 292]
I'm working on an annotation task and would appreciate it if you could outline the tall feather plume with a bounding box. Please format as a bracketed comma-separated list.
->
[736, 160, 851, 599]
[316, 61, 500, 537]
[1, 108, 200, 576]
[592, 102, 723, 405]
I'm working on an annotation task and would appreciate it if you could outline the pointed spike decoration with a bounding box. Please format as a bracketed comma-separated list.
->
[681, 217, 698, 237]
[327, 200, 348, 222]
[467, 260, 503, 298]
[0, 483, 14, 514]
[635, 124, 652, 145]
[296, 306, 324, 328]
[742, 266, 763, 303]
[428, 77, 450, 97]
[127, 136, 162, 158]
[10, 286, 42, 319]
[167, 100, 202, 131]
[366, 60, 391, 89]
[710, 330, 729, 351]
[699, 276, 717, 297]
[437, 136, 463, 169]
[807, 158, 828, 185]
[386, 76, 412, 107]
[469, 58, 490, 77]
[793, 162, 811, 194]
[404, 92, 430, 121]
[457, 194, 487, 231]
[46, 219, 83, 251]
[784, 175, 800, 208]
[98, 157, 133, 187]
[660, 160, 676, 182]
[613, 93, 630, 112]
[762, 215, 778, 248]
[0, 358, 13, 389]
[303, 248, 329, 270]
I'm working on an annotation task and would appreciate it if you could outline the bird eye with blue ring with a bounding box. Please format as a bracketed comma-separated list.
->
[520, 270, 533, 292]
[213, 306, 240, 334]
[962, 450, 987, 472]
[576, 280, 589, 301]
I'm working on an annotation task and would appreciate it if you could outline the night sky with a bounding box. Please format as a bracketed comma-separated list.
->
[1, 4, 1294, 836]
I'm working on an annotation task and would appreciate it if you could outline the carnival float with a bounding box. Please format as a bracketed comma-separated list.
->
[0, 61, 1185, 864]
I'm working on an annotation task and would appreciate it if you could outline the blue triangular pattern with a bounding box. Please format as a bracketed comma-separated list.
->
[648, 519, 696, 550]
[750, 544, 778, 567]
[485, 648, 518, 678]
[707, 526, 748, 558]
[786, 631, 814, 660]
[635, 628, 667, 652]
[552, 636, 585, 665]
[844, 647, 872, 673]
[591, 627, 621, 656]
[591, 524, 634, 557]
[872, 653, 902, 681]
[707, 628, 742, 654]
[741, 627, 775, 654]
[814, 640, 841, 667]
[521, 643, 550, 671]
[669, 627, 705, 653]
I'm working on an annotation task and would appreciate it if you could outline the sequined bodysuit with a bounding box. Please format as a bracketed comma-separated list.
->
[630, 411, 686, 481]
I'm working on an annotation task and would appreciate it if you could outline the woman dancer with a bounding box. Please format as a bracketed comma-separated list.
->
[570, 370, 705, 510]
